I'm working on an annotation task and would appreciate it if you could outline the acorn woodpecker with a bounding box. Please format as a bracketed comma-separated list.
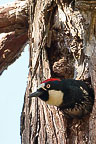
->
[29, 78, 94, 118]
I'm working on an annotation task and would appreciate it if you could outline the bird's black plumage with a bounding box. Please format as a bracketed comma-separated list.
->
[58, 79, 94, 118]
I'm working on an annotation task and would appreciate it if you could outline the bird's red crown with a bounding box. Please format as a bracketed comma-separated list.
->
[41, 78, 61, 84]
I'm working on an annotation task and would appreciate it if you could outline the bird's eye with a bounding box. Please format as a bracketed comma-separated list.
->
[46, 84, 51, 89]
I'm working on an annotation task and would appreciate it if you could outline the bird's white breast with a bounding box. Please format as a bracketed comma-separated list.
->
[46, 90, 63, 106]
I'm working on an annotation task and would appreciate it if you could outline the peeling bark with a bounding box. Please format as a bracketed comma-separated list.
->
[0, 0, 28, 75]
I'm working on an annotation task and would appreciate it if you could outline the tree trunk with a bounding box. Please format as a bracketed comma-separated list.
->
[20, 0, 96, 144]
[75, 1, 96, 143]
[0, 0, 96, 143]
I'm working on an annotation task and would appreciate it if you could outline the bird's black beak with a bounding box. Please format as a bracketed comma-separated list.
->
[28, 90, 43, 98]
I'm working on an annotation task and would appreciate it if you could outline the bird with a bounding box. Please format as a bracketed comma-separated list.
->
[29, 78, 94, 118]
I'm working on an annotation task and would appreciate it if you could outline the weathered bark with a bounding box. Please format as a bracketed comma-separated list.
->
[21, 0, 96, 144]
[0, 0, 28, 75]
[76, 1, 96, 143]
[0, 0, 96, 144]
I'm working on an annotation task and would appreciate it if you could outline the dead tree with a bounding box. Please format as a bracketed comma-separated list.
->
[0, 0, 96, 144]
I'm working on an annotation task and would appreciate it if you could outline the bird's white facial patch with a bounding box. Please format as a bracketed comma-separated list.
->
[46, 90, 63, 106]
[37, 83, 46, 91]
